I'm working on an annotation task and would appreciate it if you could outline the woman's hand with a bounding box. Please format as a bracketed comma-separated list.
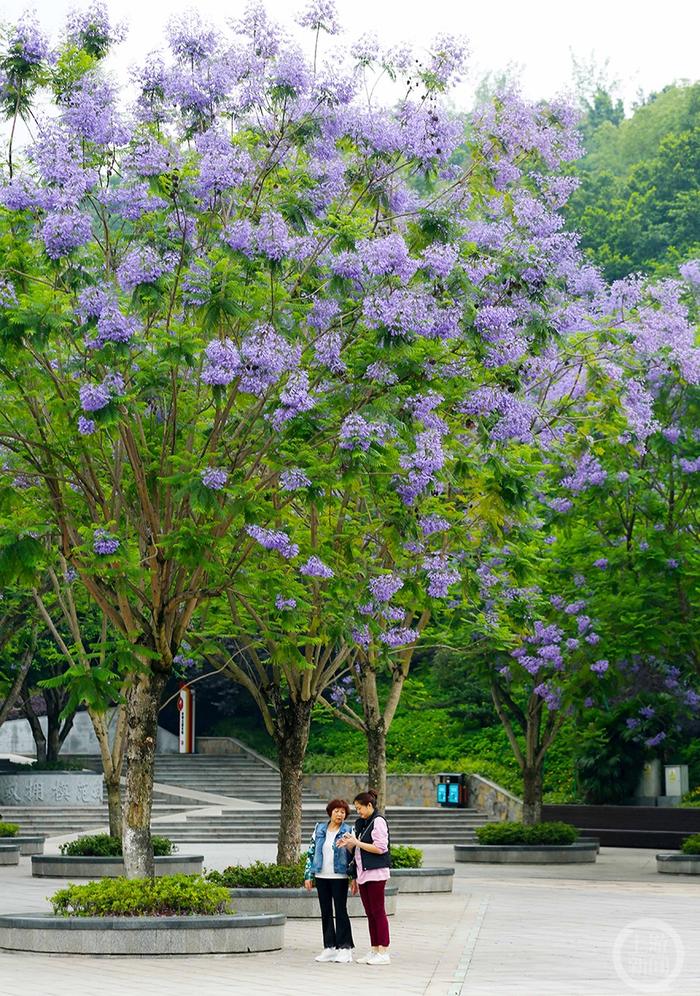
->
[338, 833, 358, 848]
[350, 879, 359, 896]
[303, 879, 314, 891]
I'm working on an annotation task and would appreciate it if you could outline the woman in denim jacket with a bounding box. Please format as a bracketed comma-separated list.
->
[304, 797, 355, 962]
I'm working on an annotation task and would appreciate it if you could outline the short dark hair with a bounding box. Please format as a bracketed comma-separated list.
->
[353, 789, 378, 808]
[326, 798, 350, 818]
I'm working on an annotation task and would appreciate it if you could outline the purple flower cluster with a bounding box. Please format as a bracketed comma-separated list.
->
[93, 528, 120, 555]
[202, 326, 300, 395]
[275, 595, 297, 610]
[561, 453, 608, 494]
[280, 468, 311, 491]
[380, 627, 419, 648]
[422, 553, 459, 597]
[396, 429, 445, 505]
[201, 467, 228, 490]
[299, 555, 334, 579]
[419, 514, 451, 536]
[10, 13, 53, 65]
[41, 210, 92, 259]
[246, 524, 298, 559]
[271, 372, 316, 429]
[77, 416, 96, 435]
[339, 414, 394, 452]
[117, 247, 177, 293]
[590, 659, 609, 675]
[65, 2, 127, 56]
[369, 574, 403, 602]
[296, 0, 341, 34]
[79, 373, 124, 413]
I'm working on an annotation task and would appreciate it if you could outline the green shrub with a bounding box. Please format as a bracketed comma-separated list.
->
[680, 833, 700, 855]
[681, 786, 700, 808]
[5, 759, 86, 773]
[0, 821, 20, 837]
[59, 834, 175, 857]
[50, 874, 228, 917]
[475, 821, 578, 846]
[391, 844, 423, 869]
[207, 857, 306, 889]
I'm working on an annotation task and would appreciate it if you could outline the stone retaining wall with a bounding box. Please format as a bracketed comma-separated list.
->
[227, 885, 398, 917]
[0, 771, 103, 807]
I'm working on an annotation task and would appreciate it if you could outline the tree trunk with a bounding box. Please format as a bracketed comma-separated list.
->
[274, 700, 313, 866]
[122, 670, 167, 878]
[366, 720, 388, 812]
[522, 765, 543, 825]
[105, 773, 123, 839]
[21, 685, 47, 762]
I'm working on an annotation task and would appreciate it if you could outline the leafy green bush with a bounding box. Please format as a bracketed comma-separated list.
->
[680, 833, 700, 855]
[681, 786, 700, 808]
[50, 874, 229, 917]
[0, 821, 20, 836]
[475, 821, 578, 846]
[5, 759, 87, 773]
[59, 834, 175, 857]
[207, 857, 306, 889]
[391, 845, 423, 868]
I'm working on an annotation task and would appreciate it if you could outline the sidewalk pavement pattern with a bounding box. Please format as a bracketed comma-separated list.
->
[1, 842, 699, 996]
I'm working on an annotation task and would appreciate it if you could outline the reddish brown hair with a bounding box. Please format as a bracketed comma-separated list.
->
[326, 798, 350, 818]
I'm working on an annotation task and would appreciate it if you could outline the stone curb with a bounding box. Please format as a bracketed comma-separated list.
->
[0, 836, 45, 856]
[227, 884, 398, 917]
[0, 844, 20, 865]
[656, 852, 700, 874]
[391, 867, 454, 892]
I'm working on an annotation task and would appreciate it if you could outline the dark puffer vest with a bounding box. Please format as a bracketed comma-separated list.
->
[354, 810, 391, 870]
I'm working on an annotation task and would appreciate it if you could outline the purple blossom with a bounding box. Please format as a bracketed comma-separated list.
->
[593, 558, 608, 570]
[626, 717, 641, 730]
[590, 659, 609, 675]
[0, 277, 17, 309]
[679, 456, 700, 473]
[352, 624, 371, 649]
[533, 682, 562, 710]
[166, 11, 218, 60]
[117, 247, 176, 293]
[255, 212, 292, 260]
[275, 595, 297, 610]
[201, 467, 228, 490]
[339, 414, 393, 452]
[79, 383, 111, 412]
[296, 0, 341, 34]
[645, 732, 666, 749]
[10, 13, 52, 65]
[246, 524, 298, 559]
[93, 528, 120, 555]
[639, 705, 655, 719]
[679, 259, 700, 286]
[585, 633, 601, 645]
[422, 553, 460, 597]
[380, 627, 419, 648]
[561, 453, 608, 494]
[271, 372, 316, 428]
[87, 303, 140, 349]
[299, 555, 334, 579]
[421, 242, 459, 278]
[666, 558, 680, 569]
[280, 468, 311, 491]
[369, 574, 403, 602]
[41, 210, 92, 259]
[360, 234, 417, 283]
[65, 2, 127, 56]
[419, 514, 451, 536]
[77, 416, 96, 435]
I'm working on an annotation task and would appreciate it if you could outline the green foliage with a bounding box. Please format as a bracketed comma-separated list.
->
[390, 844, 423, 868]
[475, 821, 578, 846]
[574, 713, 647, 804]
[680, 833, 700, 855]
[207, 857, 306, 889]
[50, 875, 229, 917]
[59, 834, 175, 857]
[0, 821, 20, 836]
[6, 759, 86, 773]
[681, 786, 700, 808]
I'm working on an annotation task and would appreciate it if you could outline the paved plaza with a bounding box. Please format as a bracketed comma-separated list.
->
[0, 842, 698, 996]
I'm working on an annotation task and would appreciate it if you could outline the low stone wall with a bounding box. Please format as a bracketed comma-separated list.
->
[0, 771, 103, 807]
[391, 868, 454, 893]
[228, 885, 398, 917]
[656, 853, 700, 875]
[454, 841, 597, 864]
[0, 845, 19, 866]
[0, 836, 44, 856]
[0, 912, 285, 955]
[303, 773, 440, 807]
[466, 775, 522, 821]
[31, 854, 204, 878]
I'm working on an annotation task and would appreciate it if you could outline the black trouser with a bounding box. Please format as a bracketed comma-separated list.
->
[315, 877, 354, 949]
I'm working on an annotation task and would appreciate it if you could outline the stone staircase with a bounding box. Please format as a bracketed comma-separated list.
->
[0, 804, 191, 837]
[154, 806, 488, 845]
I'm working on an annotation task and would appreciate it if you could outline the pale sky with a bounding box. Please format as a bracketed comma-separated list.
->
[2, 0, 699, 110]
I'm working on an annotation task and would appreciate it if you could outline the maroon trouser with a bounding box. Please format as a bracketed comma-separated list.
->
[358, 879, 390, 947]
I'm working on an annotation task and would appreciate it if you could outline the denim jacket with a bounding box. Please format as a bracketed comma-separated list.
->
[304, 820, 353, 880]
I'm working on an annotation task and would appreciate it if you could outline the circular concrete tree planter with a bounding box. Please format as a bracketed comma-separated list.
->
[454, 841, 598, 864]
[31, 854, 204, 878]
[0, 771, 102, 807]
[0, 836, 45, 856]
[0, 912, 285, 955]
[227, 884, 398, 917]
[391, 868, 454, 893]
[656, 853, 700, 875]
[0, 845, 20, 866]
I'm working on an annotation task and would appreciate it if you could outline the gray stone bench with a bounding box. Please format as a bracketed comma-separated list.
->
[227, 884, 398, 917]
[31, 854, 204, 878]
[0, 836, 45, 856]
[0, 845, 20, 866]
[0, 912, 285, 954]
[391, 868, 454, 892]
[656, 853, 700, 875]
[454, 841, 598, 864]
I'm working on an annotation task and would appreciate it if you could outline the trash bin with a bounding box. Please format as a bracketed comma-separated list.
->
[436, 773, 467, 808]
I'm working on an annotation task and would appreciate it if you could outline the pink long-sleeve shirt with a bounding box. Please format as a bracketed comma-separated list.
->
[355, 815, 390, 884]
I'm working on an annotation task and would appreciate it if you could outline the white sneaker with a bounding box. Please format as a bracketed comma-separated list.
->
[367, 951, 391, 965]
[356, 950, 377, 964]
[333, 948, 353, 963]
[315, 948, 338, 962]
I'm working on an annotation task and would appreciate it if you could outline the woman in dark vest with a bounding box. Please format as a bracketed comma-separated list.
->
[339, 788, 391, 965]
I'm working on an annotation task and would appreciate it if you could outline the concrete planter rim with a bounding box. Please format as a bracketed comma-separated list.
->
[458, 841, 596, 851]
[0, 836, 44, 842]
[33, 854, 204, 864]
[390, 867, 454, 876]
[0, 912, 285, 931]
[656, 852, 700, 860]
[227, 884, 398, 897]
